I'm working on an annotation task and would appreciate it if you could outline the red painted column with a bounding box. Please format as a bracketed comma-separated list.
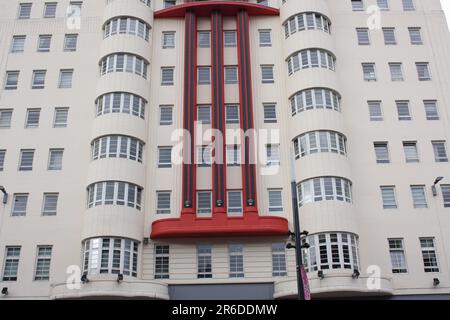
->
[237, 10, 258, 214]
[211, 11, 227, 215]
[181, 10, 198, 216]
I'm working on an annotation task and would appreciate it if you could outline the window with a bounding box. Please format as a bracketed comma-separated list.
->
[198, 31, 211, 48]
[11, 35, 26, 53]
[396, 100, 411, 120]
[42, 193, 58, 216]
[374, 142, 390, 163]
[197, 146, 212, 167]
[64, 34, 78, 51]
[266, 144, 280, 166]
[224, 31, 236, 47]
[377, 0, 389, 10]
[96, 92, 146, 119]
[82, 238, 138, 277]
[0, 150, 5, 171]
[227, 190, 242, 215]
[351, 0, 364, 11]
[290, 88, 341, 116]
[297, 177, 352, 206]
[268, 189, 283, 213]
[409, 27, 422, 44]
[162, 31, 175, 49]
[19, 149, 34, 171]
[389, 63, 403, 81]
[25, 108, 41, 128]
[261, 65, 274, 84]
[403, 141, 419, 163]
[263, 103, 277, 123]
[383, 28, 396, 45]
[34, 246, 52, 280]
[92, 136, 144, 162]
[226, 145, 241, 166]
[416, 63, 431, 81]
[229, 245, 244, 278]
[59, 69, 74, 88]
[48, 149, 63, 170]
[158, 147, 172, 168]
[31, 70, 46, 89]
[18, 3, 32, 19]
[104, 17, 150, 41]
[441, 185, 450, 207]
[259, 29, 271, 47]
[432, 141, 448, 162]
[197, 105, 211, 124]
[2, 247, 21, 281]
[197, 245, 212, 278]
[38, 35, 51, 52]
[420, 238, 439, 272]
[53, 107, 69, 128]
[87, 182, 142, 210]
[100, 54, 148, 78]
[403, 0, 415, 11]
[293, 131, 347, 158]
[424, 100, 439, 120]
[283, 12, 331, 38]
[154, 245, 169, 279]
[156, 192, 171, 214]
[225, 66, 238, 84]
[225, 105, 239, 124]
[356, 28, 370, 45]
[272, 243, 287, 276]
[287, 49, 335, 75]
[164, 0, 176, 8]
[5, 71, 19, 90]
[388, 239, 407, 273]
[161, 67, 174, 86]
[368, 101, 383, 121]
[44, 2, 57, 18]
[0, 109, 13, 128]
[197, 191, 212, 215]
[69, 1, 82, 11]
[411, 185, 427, 208]
[159, 105, 173, 125]
[302, 233, 359, 272]
[362, 63, 376, 81]
[198, 67, 211, 85]
[381, 186, 397, 209]
[12, 194, 28, 216]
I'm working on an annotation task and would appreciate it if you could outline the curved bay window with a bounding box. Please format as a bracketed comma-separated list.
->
[87, 181, 142, 210]
[302, 232, 359, 272]
[290, 88, 340, 116]
[82, 237, 138, 277]
[293, 130, 347, 158]
[297, 176, 352, 207]
[283, 12, 331, 38]
[95, 92, 146, 119]
[91, 135, 144, 163]
[287, 48, 336, 76]
[100, 53, 148, 78]
[103, 17, 151, 41]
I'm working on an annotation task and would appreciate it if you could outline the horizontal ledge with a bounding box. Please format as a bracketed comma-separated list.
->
[151, 212, 289, 239]
[154, 1, 279, 18]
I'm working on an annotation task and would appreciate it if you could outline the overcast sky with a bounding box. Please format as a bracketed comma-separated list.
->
[442, 0, 450, 27]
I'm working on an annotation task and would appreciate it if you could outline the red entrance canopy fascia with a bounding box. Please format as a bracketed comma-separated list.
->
[154, 1, 280, 18]
[151, 212, 289, 239]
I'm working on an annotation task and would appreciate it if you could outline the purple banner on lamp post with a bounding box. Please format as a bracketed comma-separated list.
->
[300, 265, 311, 300]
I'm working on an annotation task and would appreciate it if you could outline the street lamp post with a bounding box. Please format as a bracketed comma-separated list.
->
[289, 147, 308, 300]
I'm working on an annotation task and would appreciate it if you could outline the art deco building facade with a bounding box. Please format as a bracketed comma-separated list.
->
[0, 0, 450, 299]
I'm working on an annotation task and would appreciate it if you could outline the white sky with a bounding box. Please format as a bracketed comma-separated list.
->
[442, 0, 450, 27]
